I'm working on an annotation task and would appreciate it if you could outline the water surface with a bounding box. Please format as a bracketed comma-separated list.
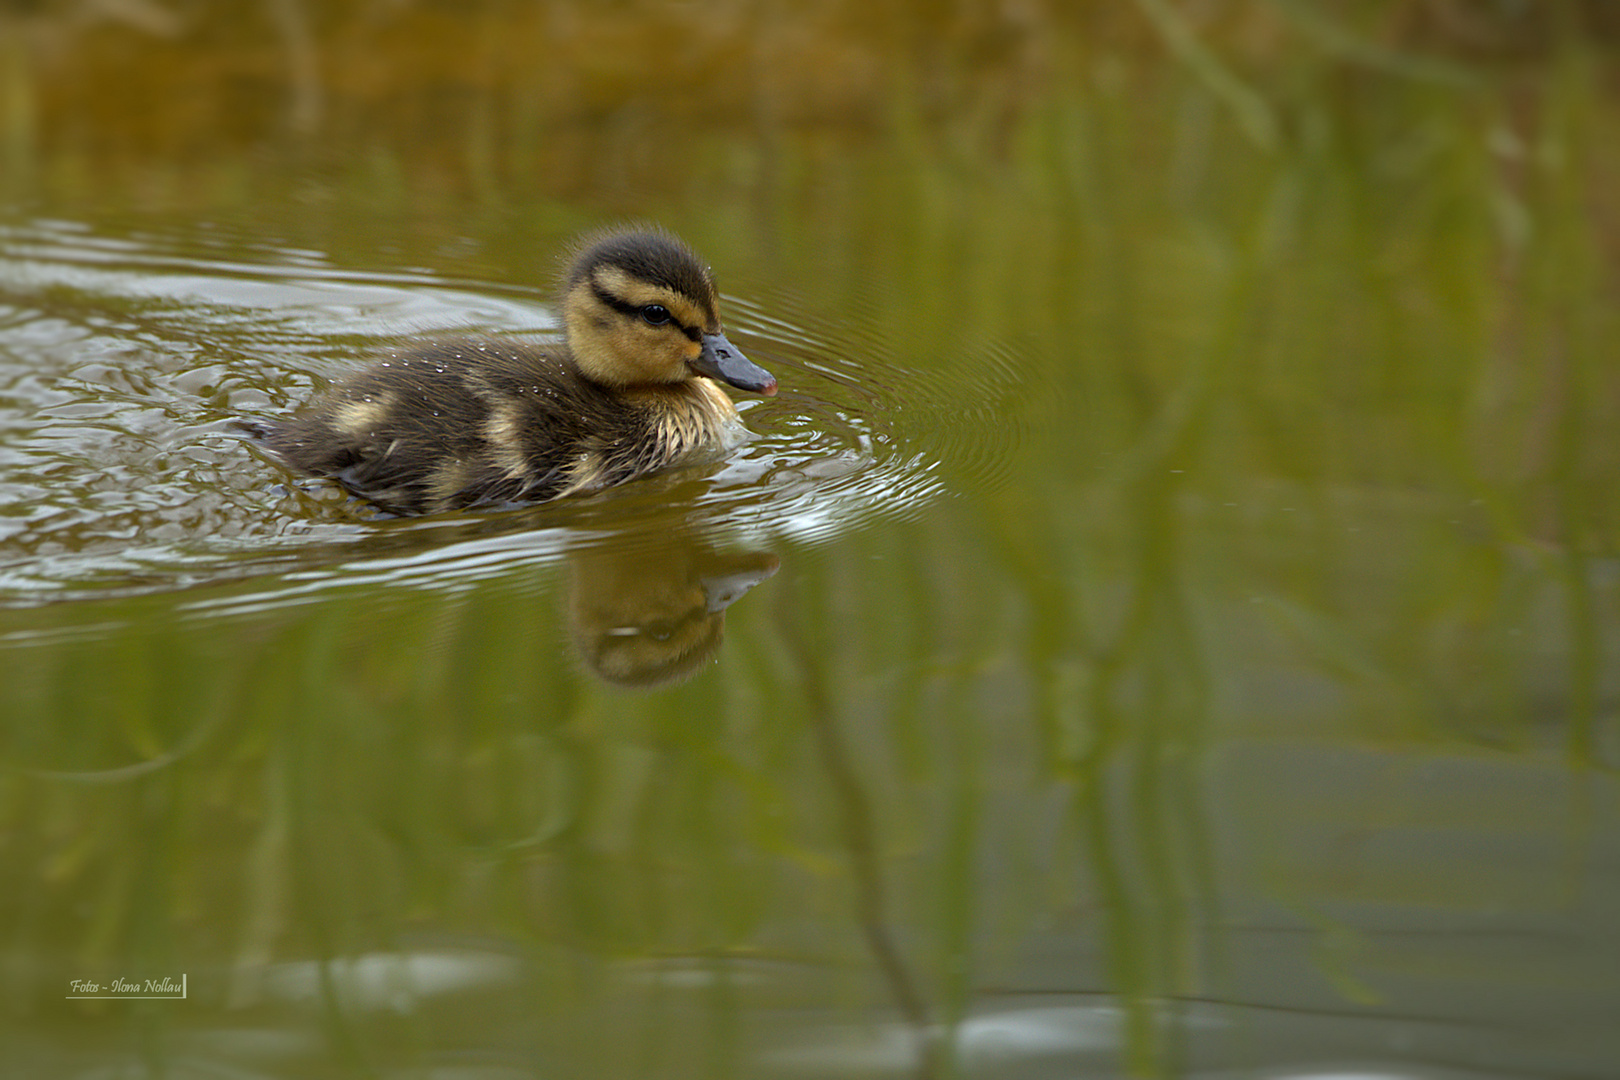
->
[2, 6, 1618, 1079]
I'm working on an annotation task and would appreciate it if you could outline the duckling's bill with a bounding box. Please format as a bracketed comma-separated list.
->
[692, 332, 777, 396]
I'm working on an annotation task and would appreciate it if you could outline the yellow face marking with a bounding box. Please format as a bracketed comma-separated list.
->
[593, 266, 711, 331]
[564, 272, 711, 387]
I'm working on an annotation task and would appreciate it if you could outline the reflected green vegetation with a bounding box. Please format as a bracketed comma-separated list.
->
[2, 2, 1618, 1077]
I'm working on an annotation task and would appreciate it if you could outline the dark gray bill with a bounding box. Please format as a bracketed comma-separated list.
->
[690, 332, 777, 396]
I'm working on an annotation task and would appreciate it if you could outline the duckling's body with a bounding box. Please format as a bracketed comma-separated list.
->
[256, 230, 775, 516]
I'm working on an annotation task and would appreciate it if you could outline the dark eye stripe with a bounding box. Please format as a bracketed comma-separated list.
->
[591, 282, 701, 342]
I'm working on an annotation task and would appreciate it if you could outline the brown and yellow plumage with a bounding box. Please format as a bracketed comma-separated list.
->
[254, 229, 776, 516]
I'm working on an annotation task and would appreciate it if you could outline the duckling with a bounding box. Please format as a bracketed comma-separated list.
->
[254, 229, 777, 516]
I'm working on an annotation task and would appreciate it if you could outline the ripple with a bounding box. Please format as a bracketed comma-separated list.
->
[0, 218, 1026, 605]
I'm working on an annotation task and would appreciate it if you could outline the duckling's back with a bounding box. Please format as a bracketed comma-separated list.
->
[259, 340, 654, 515]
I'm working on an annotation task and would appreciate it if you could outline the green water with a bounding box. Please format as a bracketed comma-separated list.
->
[2, 5, 1618, 1077]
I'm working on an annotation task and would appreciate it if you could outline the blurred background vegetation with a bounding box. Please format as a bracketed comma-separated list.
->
[1, 1, 1618, 1076]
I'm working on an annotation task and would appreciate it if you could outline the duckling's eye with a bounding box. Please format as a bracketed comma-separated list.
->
[639, 304, 671, 327]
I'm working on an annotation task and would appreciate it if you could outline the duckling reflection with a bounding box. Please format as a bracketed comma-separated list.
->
[567, 529, 778, 688]
[254, 228, 776, 516]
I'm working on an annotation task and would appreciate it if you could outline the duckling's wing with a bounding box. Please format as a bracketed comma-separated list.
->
[256, 378, 485, 515]
[258, 341, 631, 515]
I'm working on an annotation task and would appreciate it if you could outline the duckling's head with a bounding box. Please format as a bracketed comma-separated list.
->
[562, 230, 777, 396]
